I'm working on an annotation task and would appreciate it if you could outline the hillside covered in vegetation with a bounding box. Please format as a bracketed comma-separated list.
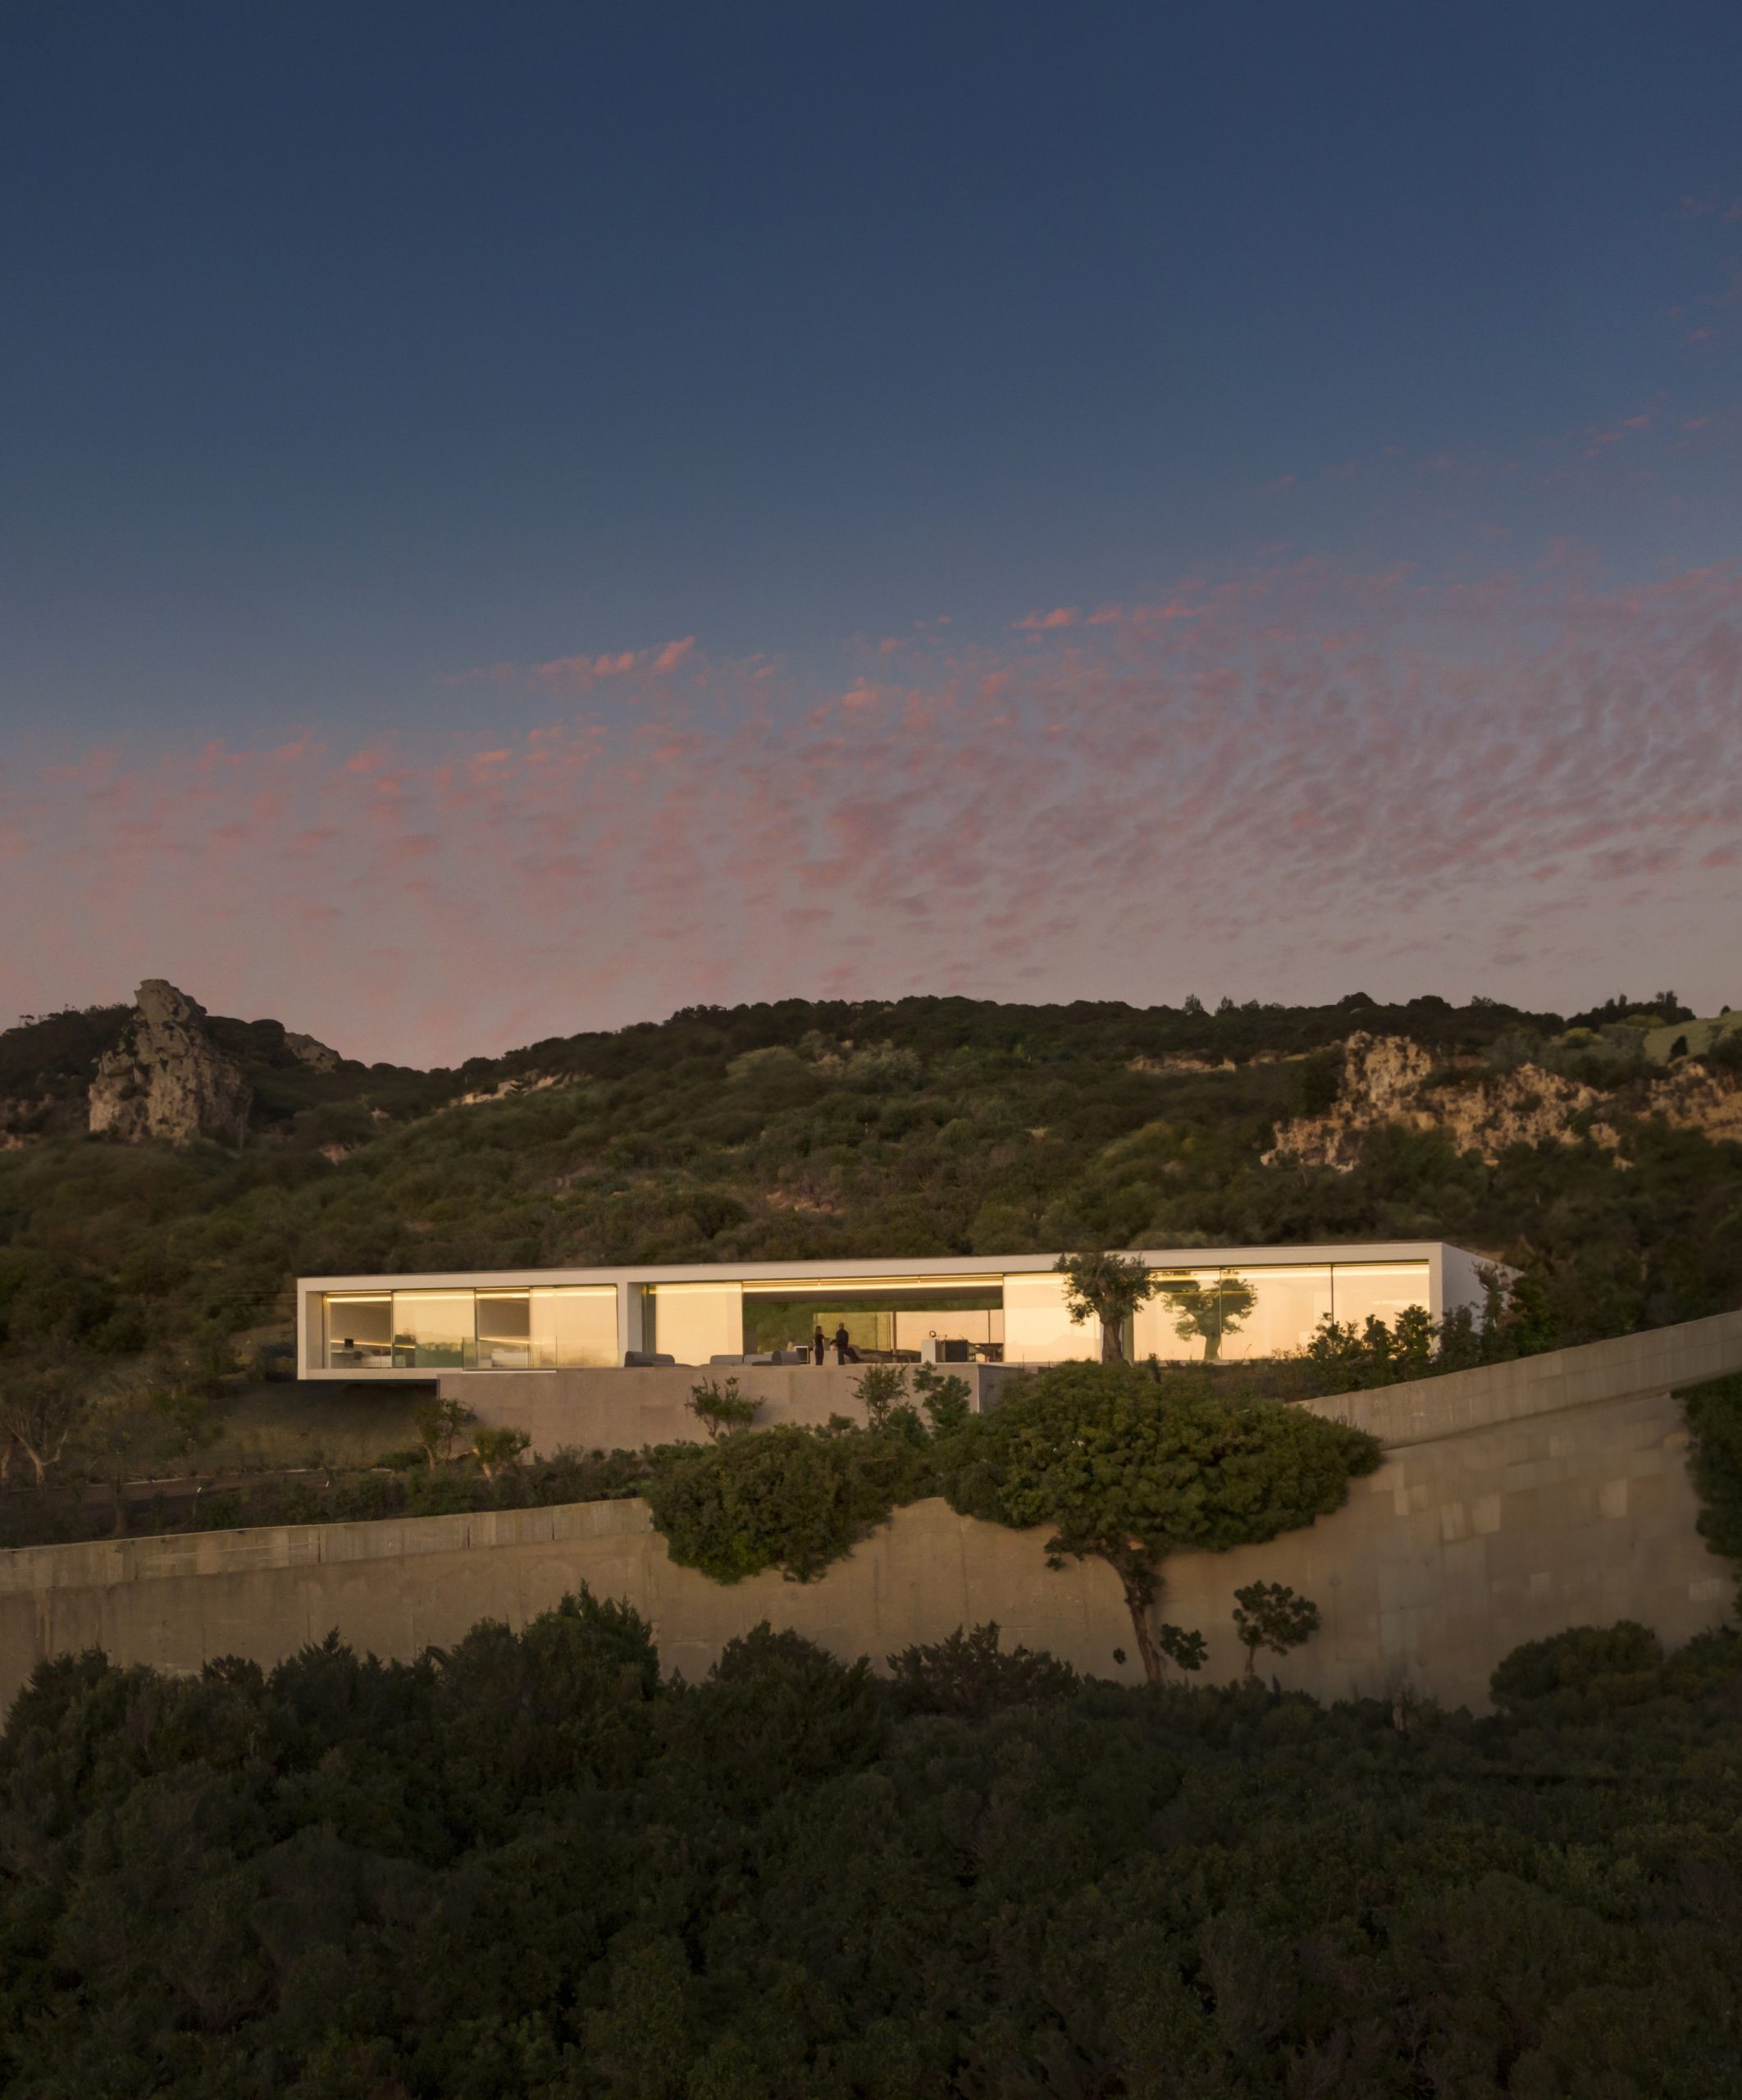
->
[3, 985, 1740, 1408]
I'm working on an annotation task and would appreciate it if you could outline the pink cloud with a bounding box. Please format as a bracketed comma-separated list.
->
[1013, 607, 1079, 632]
[462, 637, 704, 694]
[7, 556, 1742, 1062]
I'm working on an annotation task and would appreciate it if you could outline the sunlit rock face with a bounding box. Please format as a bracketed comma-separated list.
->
[1264, 1031, 1617, 1171]
[1265, 1029, 1742, 1172]
[88, 979, 253, 1148]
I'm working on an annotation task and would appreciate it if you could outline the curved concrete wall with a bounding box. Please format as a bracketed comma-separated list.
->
[2, 1315, 1738, 1715]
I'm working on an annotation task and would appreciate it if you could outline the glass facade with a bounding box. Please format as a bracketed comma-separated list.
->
[323, 1293, 394, 1371]
[319, 1286, 617, 1371]
[643, 1283, 744, 1366]
[1329, 1262, 1433, 1332]
[742, 1280, 1004, 1359]
[1003, 1272, 1090, 1363]
[313, 1257, 1438, 1372]
[1132, 1261, 1427, 1363]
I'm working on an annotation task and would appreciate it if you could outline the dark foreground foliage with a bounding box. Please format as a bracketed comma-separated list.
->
[3, 1602, 1740, 2098]
[1684, 1372, 1742, 1601]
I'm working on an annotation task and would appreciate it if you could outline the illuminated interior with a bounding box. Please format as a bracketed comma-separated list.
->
[321, 1286, 616, 1370]
[312, 1257, 1435, 1371]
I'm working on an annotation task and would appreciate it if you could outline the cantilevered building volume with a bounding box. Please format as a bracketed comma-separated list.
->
[298, 1242, 1493, 1377]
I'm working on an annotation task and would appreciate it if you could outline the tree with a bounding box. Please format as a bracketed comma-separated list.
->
[75, 1395, 160, 1536]
[1232, 1581, 1320, 1678]
[416, 1397, 475, 1468]
[1055, 1251, 1161, 1363]
[0, 1355, 93, 1485]
[1390, 1304, 1436, 1376]
[687, 1376, 761, 1441]
[472, 1425, 531, 1480]
[912, 1364, 971, 1433]
[851, 1363, 909, 1431]
[944, 1362, 1379, 1682]
[1159, 1275, 1256, 1363]
[1156, 1623, 1207, 1676]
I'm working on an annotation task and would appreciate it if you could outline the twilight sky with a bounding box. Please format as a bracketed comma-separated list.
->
[4, 3, 1741, 1064]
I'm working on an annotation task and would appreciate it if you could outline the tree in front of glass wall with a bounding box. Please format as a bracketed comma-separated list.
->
[1288, 1271, 1559, 1395]
[1054, 1251, 1161, 1363]
[1159, 1275, 1257, 1363]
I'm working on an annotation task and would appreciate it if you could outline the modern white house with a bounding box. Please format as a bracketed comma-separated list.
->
[297, 1242, 1494, 1380]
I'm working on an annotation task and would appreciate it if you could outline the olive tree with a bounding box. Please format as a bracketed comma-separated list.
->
[944, 1362, 1379, 1682]
[472, 1425, 532, 1480]
[417, 1397, 476, 1468]
[1054, 1251, 1161, 1363]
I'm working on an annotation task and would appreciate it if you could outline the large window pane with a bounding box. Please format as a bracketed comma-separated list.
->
[477, 1291, 532, 1369]
[891, 1304, 1002, 1354]
[646, 1283, 742, 1364]
[1003, 1273, 1095, 1363]
[531, 1286, 618, 1367]
[1136, 1271, 1259, 1363]
[392, 1290, 476, 1369]
[1232, 1267, 1334, 1358]
[1138, 1266, 1337, 1363]
[1333, 1262, 1431, 1330]
[324, 1294, 393, 1370]
[741, 1283, 1002, 1358]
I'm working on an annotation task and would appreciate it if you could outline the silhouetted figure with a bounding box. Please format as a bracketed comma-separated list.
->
[813, 1325, 826, 1365]
[833, 1322, 856, 1365]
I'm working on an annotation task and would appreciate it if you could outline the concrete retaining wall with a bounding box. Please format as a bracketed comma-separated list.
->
[2, 1317, 1738, 1715]
[447, 1359, 1024, 1453]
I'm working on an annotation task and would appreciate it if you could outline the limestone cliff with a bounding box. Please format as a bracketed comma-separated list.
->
[1264, 1031, 1621, 1169]
[88, 980, 253, 1148]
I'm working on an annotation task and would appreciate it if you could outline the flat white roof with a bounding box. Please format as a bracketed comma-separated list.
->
[300, 1243, 1459, 1292]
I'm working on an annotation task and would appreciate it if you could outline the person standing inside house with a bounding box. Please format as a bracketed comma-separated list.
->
[833, 1321, 854, 1364]
[813, 1323, 826, 1366]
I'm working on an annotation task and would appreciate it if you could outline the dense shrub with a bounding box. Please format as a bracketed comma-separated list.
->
[1683, 1372, 1742, 1608]
[883, 1619, 1081, 1715]
[3, 1607, 1741, 2096]
[1489, 1620, 1666, 1709]
[642, 1420, 933, 1582]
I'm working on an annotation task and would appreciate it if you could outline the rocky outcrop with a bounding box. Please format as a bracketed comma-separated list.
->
[1265, 1033, 1621, 1170]
[1644, 1059, 1742, 1144]
[0, 1095, 55, 1149]
[88, 980, 253, 1148]
[283, 1031, 341, 1073]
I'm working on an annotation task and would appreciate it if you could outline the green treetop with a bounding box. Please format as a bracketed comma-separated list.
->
[942, 1362, 1379, 1682]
